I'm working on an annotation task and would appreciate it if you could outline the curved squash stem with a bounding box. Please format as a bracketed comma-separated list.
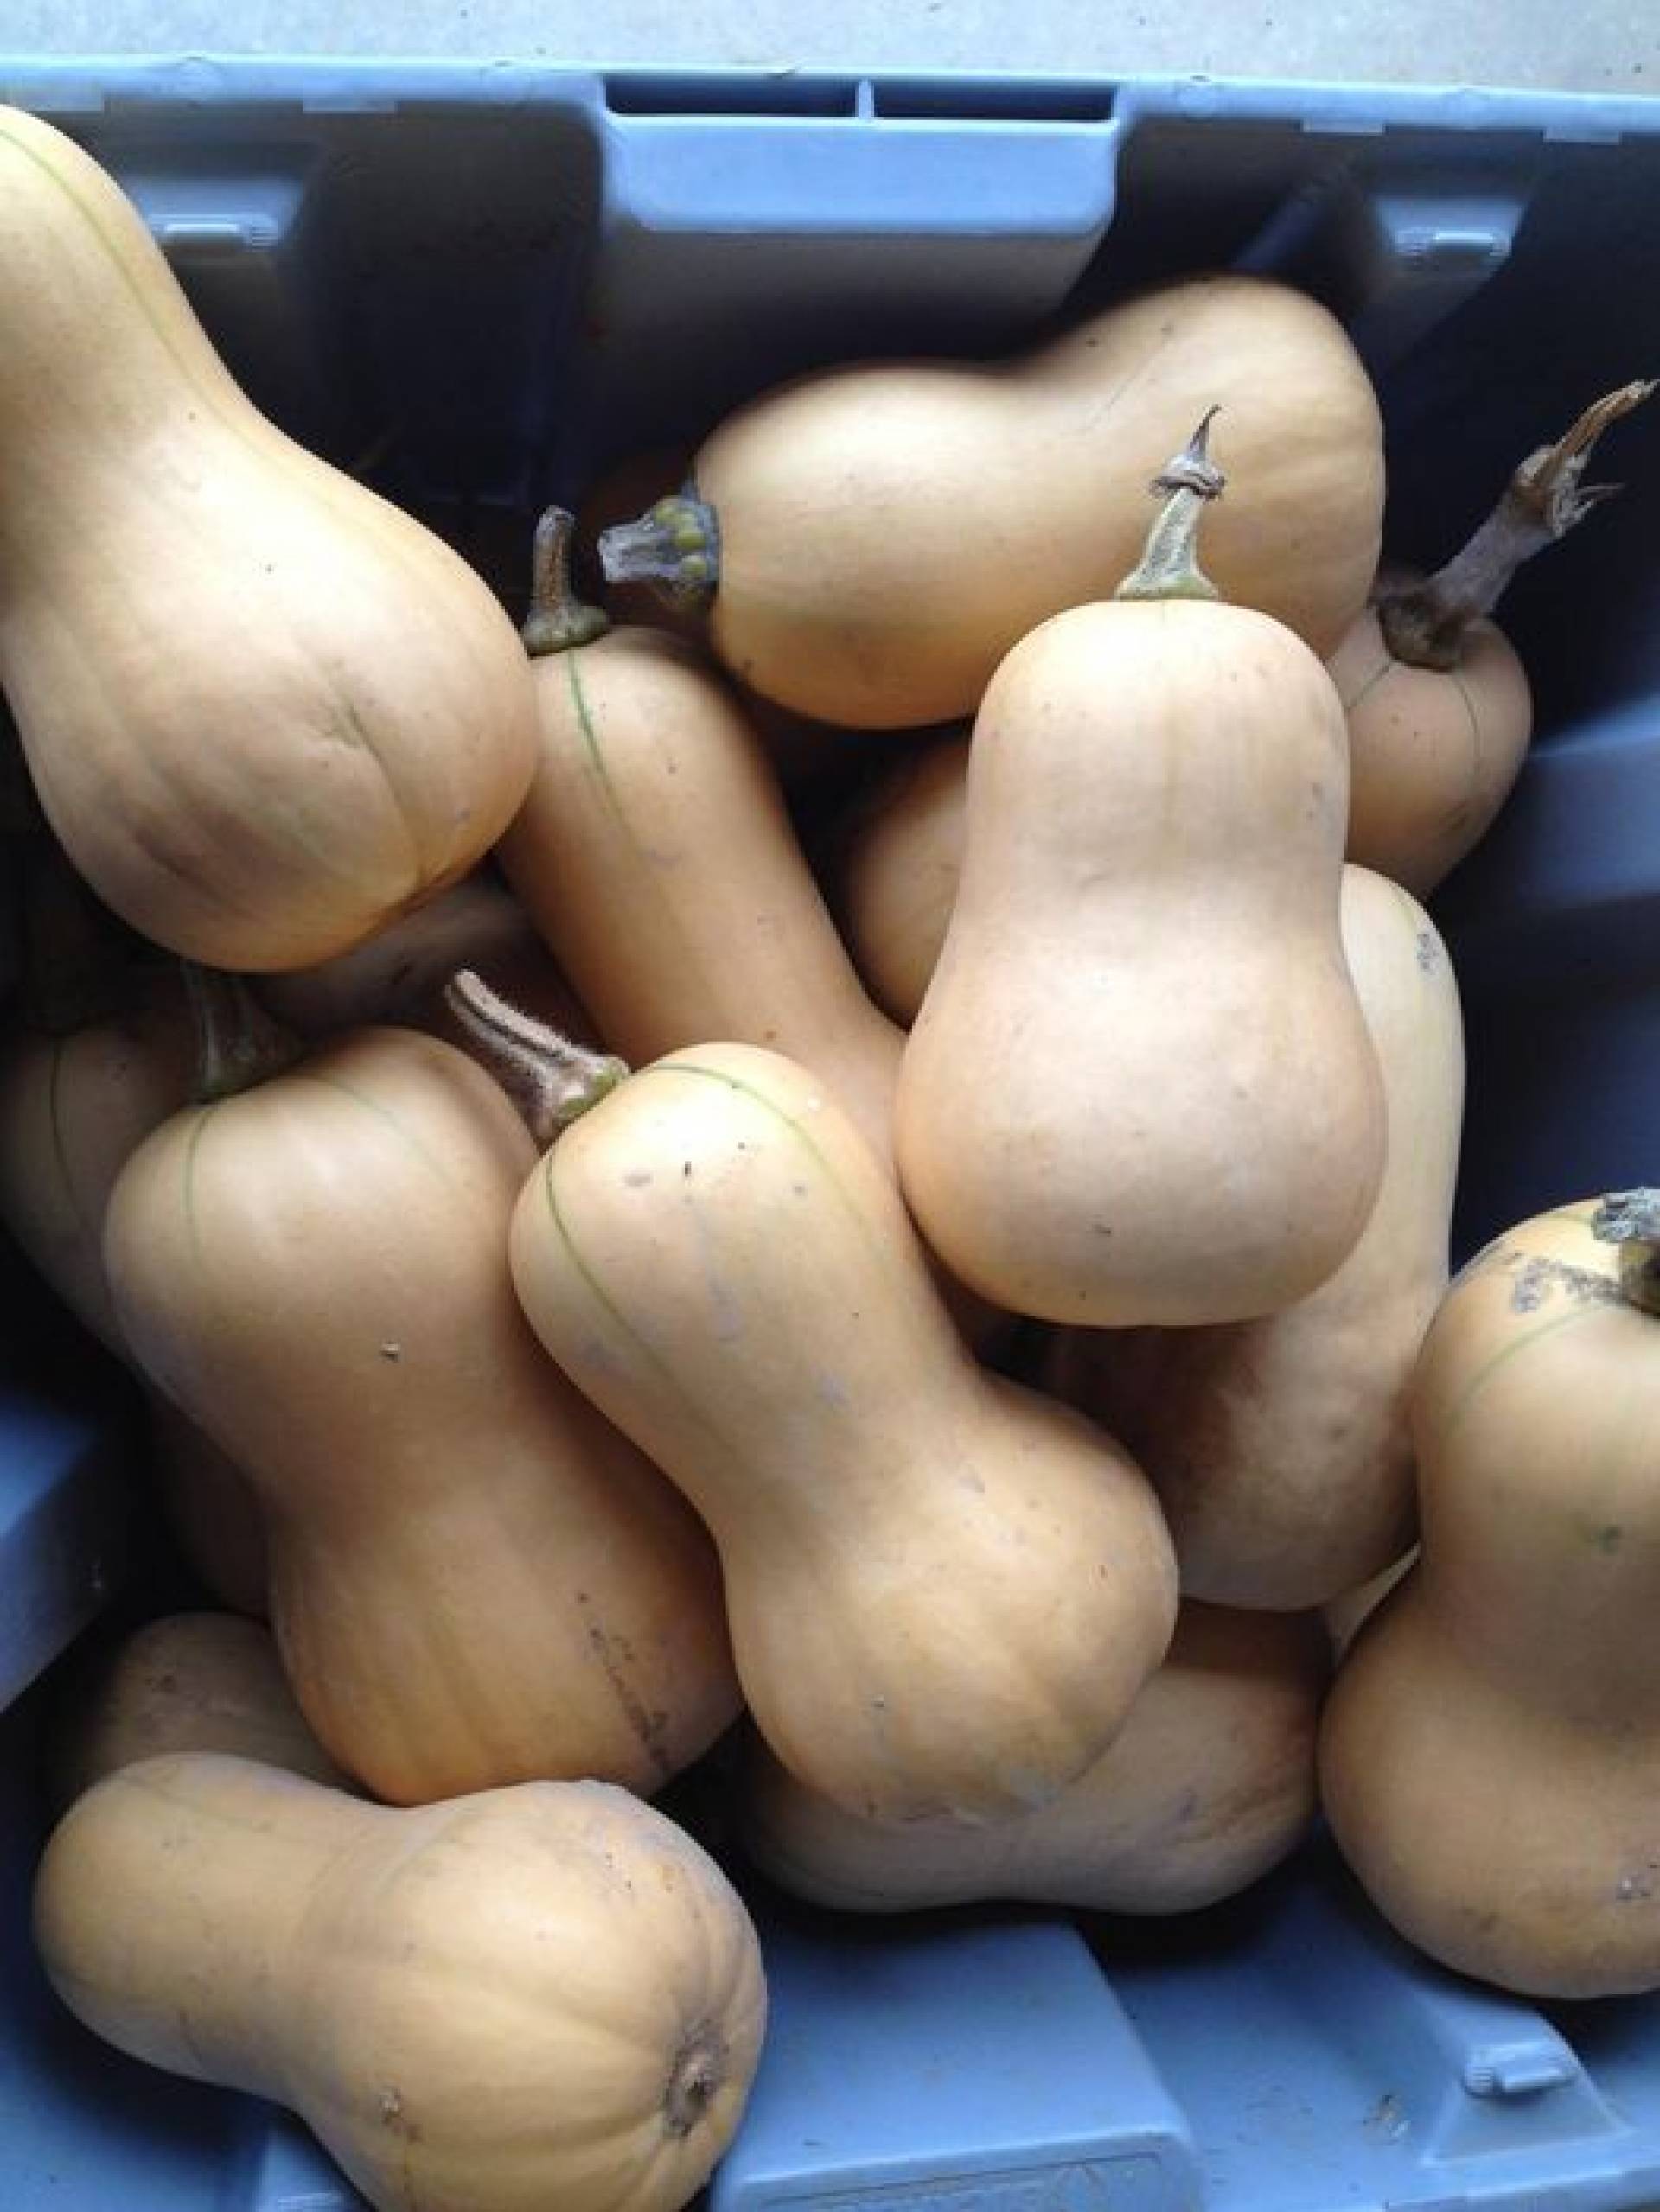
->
[595, 489, 720, 609]
[179, 962, 303, 1103]
[521, 507, 611, 658]
[1592, 1188, 1660, 1318]
[444, 968, 629, 1144]
[1377, 379, 1656, 672]
[1113, 407, 1227, 604]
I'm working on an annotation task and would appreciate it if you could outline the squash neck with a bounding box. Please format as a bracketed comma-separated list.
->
[1420, 1555, 1660, 1730]
[1419, 1198, 1660, 1719]
[59, 1757, 369, 2098]
[195, 1767, 378, 2100]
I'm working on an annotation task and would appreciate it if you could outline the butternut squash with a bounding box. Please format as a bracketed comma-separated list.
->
[827, 731, 970, 1025]
[894, 419, 1386, 1325]
[35, 1754, 766, 2212]
[1333, 381, 1652, 896]
[449, 980, 1177, 1827]
[47, 1610, 348, 1811]
[1331, 567, 1530, 902]
[1319, 1193, 1660, 1998]
[0, 941, 268, 1615]
[597, 274, 1383, 728]
[102, 984, 739, 1803]
[0, 959, 197, 1358]
[739, 1603, 1326, 1916]
[587, 457, 868, 807]
[578, 448, 860, 803]
[497, 511, 906, 1171]
[0, 105, 538, 971]
[1044, 867, 1463, 1609]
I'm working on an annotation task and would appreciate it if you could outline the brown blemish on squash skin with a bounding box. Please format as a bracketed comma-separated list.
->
[1455, 1237, 1620, 1314]
[1496, 1249, 1620, 1315]
[575, 1590, 674, 1780]
[375, 2084, 425, 2212]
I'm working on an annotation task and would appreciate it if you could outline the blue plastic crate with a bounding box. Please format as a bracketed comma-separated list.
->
[0, 1264, 137, 1714]
[711, 1900, 1202, 2210]
[3, 51, 1660, 2212]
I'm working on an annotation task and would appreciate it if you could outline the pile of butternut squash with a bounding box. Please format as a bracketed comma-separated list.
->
[1, 99, 1656, 2212]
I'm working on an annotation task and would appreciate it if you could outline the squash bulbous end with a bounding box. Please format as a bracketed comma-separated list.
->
[663, 2020, 729, 2139]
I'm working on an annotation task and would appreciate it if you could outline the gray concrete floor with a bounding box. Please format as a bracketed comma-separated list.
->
[0, 0, 1652, 95]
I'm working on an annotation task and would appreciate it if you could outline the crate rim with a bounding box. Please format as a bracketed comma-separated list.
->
[0, 52, 1656, 139]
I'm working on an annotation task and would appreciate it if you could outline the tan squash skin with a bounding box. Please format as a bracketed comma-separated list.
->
[1323, 1546, 1417, 1662]
[1319, 1202, 1660, 1998]
[829, 732, 971, 1025]
[34, 1755, 766, 2212]
[663, 274, 1382, 728]
[739, 1602, 1326, 1916]
[895, 598, 1386, 1326]
[1330, 586, 1531, 899]
[102, 1024, 740, 1804]
[498, 627, 907, 1172]
[0, 105, 538, 972]
[0, 972, 197, 1353]
[47, 1611, 349, 1812]
[0, 970, 269, 1614]
[506, 1040, 1178, 1827]
[1043, 868, 1463, 1609]
[256, 870, 598, 1055]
